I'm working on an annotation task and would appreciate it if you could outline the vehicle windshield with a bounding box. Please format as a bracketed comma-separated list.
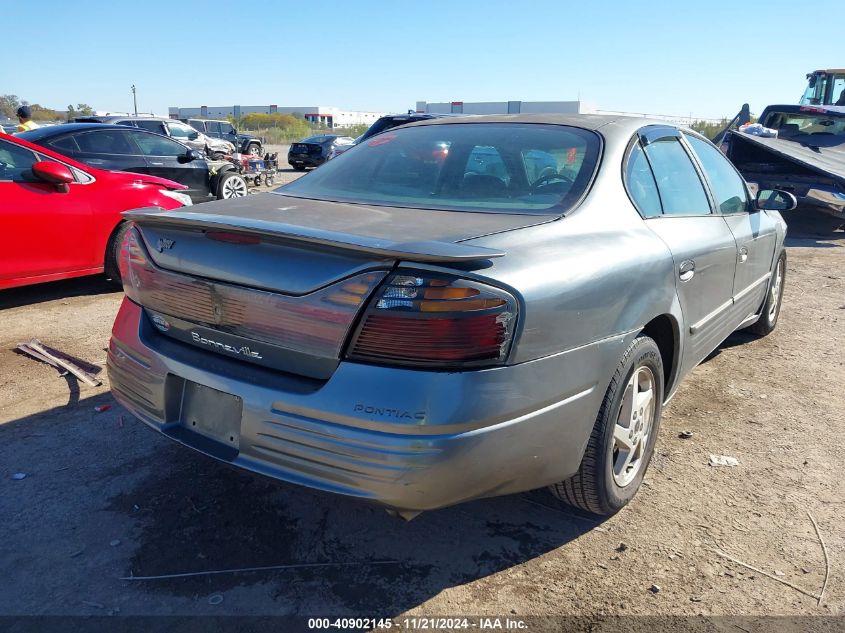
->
[764, 109, 845, 138]
[278, 123, 600, 214]
[301, 135, 335, 144]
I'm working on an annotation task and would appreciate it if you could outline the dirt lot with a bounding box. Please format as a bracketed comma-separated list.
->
[0, 193, 843, 628]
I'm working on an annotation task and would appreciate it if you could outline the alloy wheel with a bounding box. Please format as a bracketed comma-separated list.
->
[611, 365, 656, 487]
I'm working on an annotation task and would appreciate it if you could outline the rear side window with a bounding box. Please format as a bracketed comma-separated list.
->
[684, 134, 748, 214]
[189, 120, 207, 133]
[135, 120, 167, 135]
[74, 130, 137, 155]
[625, 142, 662, 218]
[48, 136, 81, 154]
[642, 137, 711, 216]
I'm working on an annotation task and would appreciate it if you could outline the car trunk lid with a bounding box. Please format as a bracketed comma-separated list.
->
[123, 193, 556, 378]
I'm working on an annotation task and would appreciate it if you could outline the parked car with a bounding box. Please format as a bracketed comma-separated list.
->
[0, 132, 189, 290]
[108, 114, 795, 518]
[73, 115, 235, 159]
[182, 118, 263, 157]
[329, 112, 457, 160]
[18, 123, 248, 203]
[287, 135, 355, 170]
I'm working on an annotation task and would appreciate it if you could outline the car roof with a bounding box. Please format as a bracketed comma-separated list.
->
[399, 113, 676, 137]
[17, 122, 143, 141]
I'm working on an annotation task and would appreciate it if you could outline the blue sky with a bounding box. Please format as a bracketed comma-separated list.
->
[2, 0, 841, 120]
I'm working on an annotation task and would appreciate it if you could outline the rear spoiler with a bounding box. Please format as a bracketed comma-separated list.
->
[122, 207, 505, 262]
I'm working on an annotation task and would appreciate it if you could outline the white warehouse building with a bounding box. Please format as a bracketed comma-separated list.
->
[415, 100, 594, 115]
[168, 104, 387, 128]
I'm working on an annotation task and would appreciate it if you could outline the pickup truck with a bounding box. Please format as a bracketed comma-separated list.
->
[183, 119, 263, 157]
[721, 104, 845, 220]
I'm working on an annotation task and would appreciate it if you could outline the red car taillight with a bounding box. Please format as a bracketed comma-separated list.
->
[347, 271, 518, 368]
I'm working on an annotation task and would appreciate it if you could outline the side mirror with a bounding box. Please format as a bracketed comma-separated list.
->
[32, 161, 74, 192]
[179, 149, 203, 163]
[755, 189, 797, 212]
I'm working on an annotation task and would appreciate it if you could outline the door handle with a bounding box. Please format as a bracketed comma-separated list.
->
[149, 162, 164, 166]
[739, 247, 748, 263]
[679, 260, 695, 282]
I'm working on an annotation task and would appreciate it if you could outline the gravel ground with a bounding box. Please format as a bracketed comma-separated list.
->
[0, 203, 842, 627]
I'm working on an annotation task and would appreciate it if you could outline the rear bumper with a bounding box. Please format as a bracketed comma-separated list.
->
[108, 298, 627, 511]
[287, 154, 324, 167]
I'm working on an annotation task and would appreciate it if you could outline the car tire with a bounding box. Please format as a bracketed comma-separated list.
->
[217, 172, 248, 199]
[293, 164, 306, 171]
[247, 144, 262, 157]
[104, 222, 131, 284]
[549, 335, 664, 516]
[210, 151, 226, 160]
[745, 251, 786, 337]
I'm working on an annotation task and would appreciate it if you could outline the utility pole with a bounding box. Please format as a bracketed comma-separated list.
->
[131, 85, 138, 116]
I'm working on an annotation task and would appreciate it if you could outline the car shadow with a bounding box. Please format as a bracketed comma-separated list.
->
[1, 396, 602, 615]
[0, 275, 120, 310]
[782, 208, 844, 248]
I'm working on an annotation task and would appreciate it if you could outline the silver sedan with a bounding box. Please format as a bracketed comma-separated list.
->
[108, 114, 795, 517]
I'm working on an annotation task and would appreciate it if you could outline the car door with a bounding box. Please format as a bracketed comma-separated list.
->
[51, 128, 146, 174]
[0, 138, 94, 283]
[683, 132, 779, 323]
[627, 127, 739, 373]
[126, 129, 212, 203]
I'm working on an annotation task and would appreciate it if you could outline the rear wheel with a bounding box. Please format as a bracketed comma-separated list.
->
[746, 251, 786, 337]
[209, 151, 225, 160]
[549, 335, 664, 515]
[104, 222, 131, 284]
[292, 164, 306, 172]
[247, 144, 262, 157]
[217, 172, 248, 199]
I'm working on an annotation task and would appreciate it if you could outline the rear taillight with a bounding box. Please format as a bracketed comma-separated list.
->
[119, 225, 144, 303]
[347, 270, 517, 368]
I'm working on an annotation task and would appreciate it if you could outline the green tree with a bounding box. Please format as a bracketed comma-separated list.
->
[0, 94, 21, 119]
[76, 103, 94, 116]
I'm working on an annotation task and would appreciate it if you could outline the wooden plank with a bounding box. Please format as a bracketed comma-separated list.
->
[27, 339, 101, 387]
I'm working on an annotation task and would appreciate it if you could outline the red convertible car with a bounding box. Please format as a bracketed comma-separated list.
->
[0, 132, 190, 290]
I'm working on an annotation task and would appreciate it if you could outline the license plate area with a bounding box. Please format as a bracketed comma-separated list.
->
[179, 380, 242, 450]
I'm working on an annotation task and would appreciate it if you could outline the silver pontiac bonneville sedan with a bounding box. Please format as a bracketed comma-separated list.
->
[108, 114, 795, 517]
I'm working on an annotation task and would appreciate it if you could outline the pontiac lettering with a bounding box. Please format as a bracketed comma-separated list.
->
[354, 403, 426, 420]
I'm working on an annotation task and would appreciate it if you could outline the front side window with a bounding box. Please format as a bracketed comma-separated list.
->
[129, 130, 187, 157]
[685, 134, 748, 214]
[625, 142, 662, 218]
[220, 123, 235, 135]
[0, 139, 38, 182]
[167, 122, 197, 139]
[642, 136, 711, 216]
[279, 123, 600, 214]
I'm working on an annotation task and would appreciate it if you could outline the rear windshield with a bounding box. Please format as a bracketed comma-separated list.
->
[278, 123, 600, 214]
[359, 116, 424, 142]
[763, 109, 845, 137]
